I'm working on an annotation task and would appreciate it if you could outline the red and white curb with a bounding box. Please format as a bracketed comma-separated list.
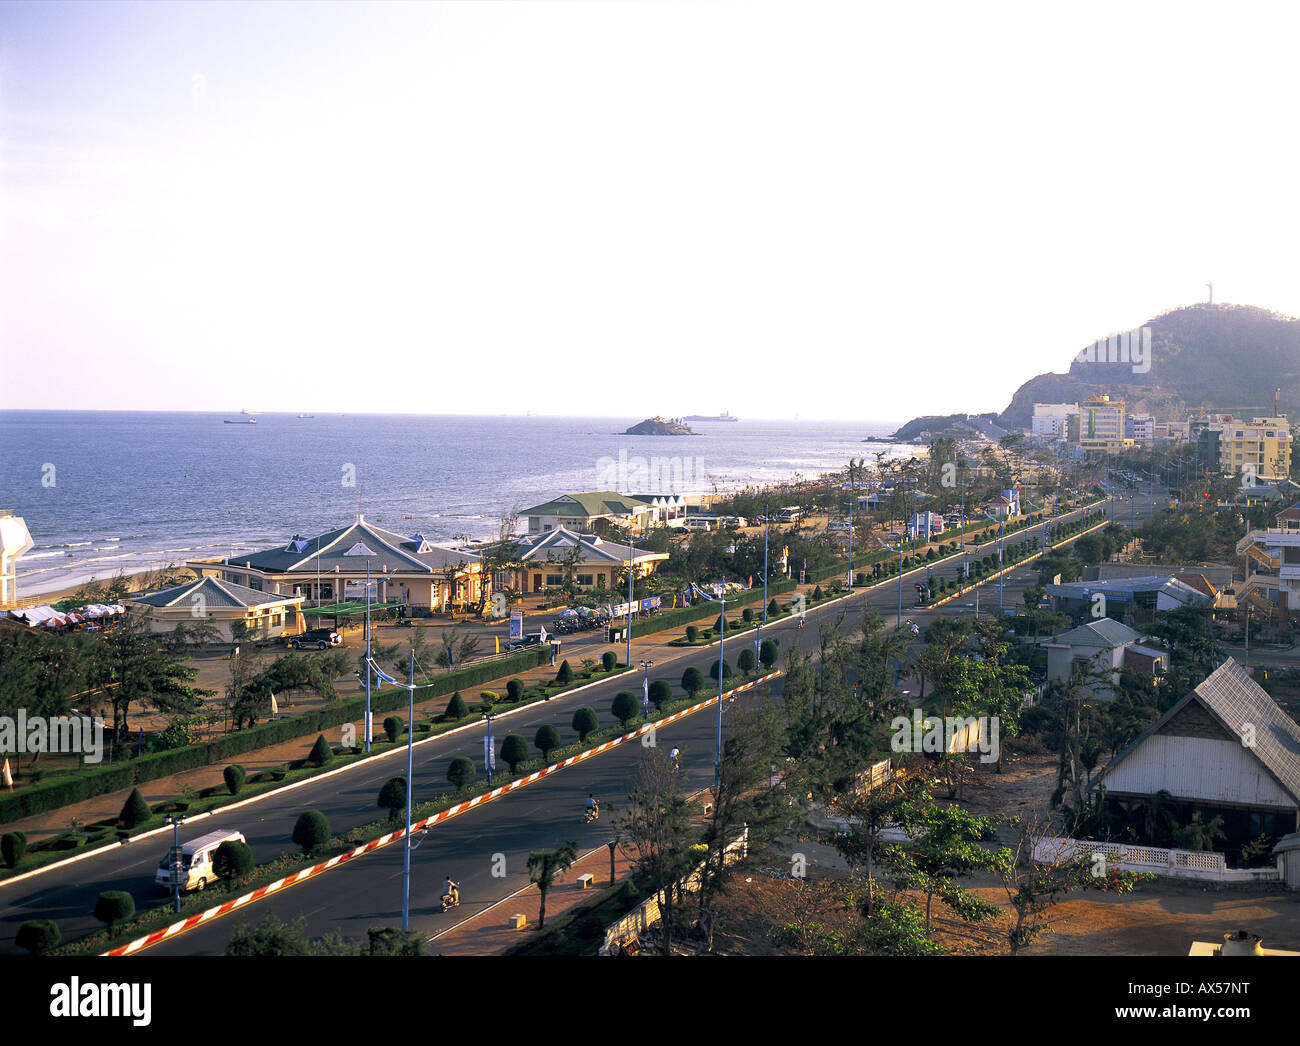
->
[104, 671, 782, 956]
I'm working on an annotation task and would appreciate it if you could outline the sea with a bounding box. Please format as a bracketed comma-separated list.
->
[0, 411, 910, 598]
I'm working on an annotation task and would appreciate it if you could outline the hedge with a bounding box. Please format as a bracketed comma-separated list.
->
[0, 646, 550, 824]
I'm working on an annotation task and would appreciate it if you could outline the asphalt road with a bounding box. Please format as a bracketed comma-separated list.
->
[0, 498, 1109, 955]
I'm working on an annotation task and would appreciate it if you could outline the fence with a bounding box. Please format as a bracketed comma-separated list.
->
[600, 827, 749, 955]
[1033, 835, 1279, 884]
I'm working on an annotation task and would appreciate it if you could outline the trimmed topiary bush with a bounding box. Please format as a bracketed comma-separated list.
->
[681, 666, 705, 698]
[93, 890, 135, 937]
[292, 810, 330, 855]
[534, 725, 562, 761]
[446, 691, 469, 720]
[648, 679, 672, 711]
[2, 830, 27, 868]
[383, 716, 403, 745]
[119, 788, 151, 829]
[737, 648, 756, 674]
[556, 659, 574, 685]
[307, 734, 333, 767]
[447, 756, 476, 791]
[500, 734, 529, 774]
[506, 678, 524, 702]
[15, 918, 60, 956]
[213, 839, 254, 890]
[812, 585, 824, 601]
[742, 606, 754, 623]
[708, 658, 734, 681]
[223, 764, 246, 797]
[378, 776, 407, 821]
[601, 651, 616, 672]
[759, 638, 778, 668]
[572, 706, 599, 743]
[768, 597, 780, 617]
[611, 691, 640, 728]
[685, 624, 699, 643]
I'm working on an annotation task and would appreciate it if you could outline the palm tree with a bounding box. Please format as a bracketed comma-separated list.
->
[526, 841, 579, 929]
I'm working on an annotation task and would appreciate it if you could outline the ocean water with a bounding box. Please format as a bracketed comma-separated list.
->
[0, 411, 908, 597]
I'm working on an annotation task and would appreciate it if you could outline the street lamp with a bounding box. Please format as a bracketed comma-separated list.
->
[640, 659, 654, 719]
[885, 541, 904, 630]
[168, 815, 184, 913]
[482, 710, 496, 785]
[689, 581, 730, 791]
[984, 513, 1005, 618]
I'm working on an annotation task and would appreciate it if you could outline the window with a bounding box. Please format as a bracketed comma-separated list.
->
[577, 574, 594, 587]
[546, 574, 563, 587]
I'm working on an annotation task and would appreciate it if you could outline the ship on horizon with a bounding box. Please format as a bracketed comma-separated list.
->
[681, 410, 739, 422]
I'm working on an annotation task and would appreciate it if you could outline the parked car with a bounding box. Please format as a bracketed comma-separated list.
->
[289, 628, 342, 650]
[507, 632, 545, 651]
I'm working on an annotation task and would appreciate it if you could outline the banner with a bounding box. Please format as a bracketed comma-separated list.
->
[509, 610, 523, 640]
[483, 734, 496, 771]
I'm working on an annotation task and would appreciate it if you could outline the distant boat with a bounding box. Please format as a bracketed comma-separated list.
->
[682, 410, 739, 422]
[224, 418, 258, 424]
[241, 409, 262, 415]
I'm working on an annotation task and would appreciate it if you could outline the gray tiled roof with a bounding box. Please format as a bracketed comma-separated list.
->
[514, 527, 668, 565]
[521, 492, 646, 519]
[1050, 618, 1141, 649]
[219, 517, 481, 575]
[133, 576, 298, 609]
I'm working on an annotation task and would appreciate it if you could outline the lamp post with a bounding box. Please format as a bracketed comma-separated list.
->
[640, 659, 654, 719]
[168, 815, 183, 913]
[625, 521, 634, 668]
[690, 582, 729, 791]
[482, 710, 495, 785]
[985, 513, 1005, 619]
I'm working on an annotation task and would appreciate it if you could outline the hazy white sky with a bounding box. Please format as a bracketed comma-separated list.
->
[3, 1, 1299, 420]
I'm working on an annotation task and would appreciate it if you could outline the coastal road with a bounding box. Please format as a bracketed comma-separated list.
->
[0, 498, 1109, 953]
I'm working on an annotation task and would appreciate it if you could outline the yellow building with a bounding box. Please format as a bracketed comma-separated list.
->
[1213, 415, 1291, 482]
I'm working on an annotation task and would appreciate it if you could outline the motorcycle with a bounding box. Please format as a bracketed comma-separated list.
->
[584, 800, 600, 824]
[439, 888, 460, 913]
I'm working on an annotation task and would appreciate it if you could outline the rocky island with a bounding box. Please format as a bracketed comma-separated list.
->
[623, 416, 697, 436]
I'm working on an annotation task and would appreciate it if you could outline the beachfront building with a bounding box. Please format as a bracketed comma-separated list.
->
[506, 526, 670, 593]
[0, 511, 34, 608]
[130, 576, 306, 644]
[1093, 658, 1300, 856]
[187, 515, 488, 615]
[521, 491, 684, 536]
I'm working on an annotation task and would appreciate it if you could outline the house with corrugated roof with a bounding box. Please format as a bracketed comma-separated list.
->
[130, 576, 305, 643]
[508, 527, 670, 593]
[186, 515, 487, 614]
[1093, 658, 1300, 857]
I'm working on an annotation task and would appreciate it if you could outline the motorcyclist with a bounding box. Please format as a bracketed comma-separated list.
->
[585, 794, 599, 821]
[668, 746, 680, 770]
[443, 874, 459, 908]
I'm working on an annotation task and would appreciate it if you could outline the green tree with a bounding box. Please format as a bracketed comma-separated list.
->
[306, 733, 333, 768]
[93, 890, 136, 938]
[556, 659, 574, 685]
[500, 734, 529, 774]
[737, 647, 757, 675]
[213, 839, 254, 890]
[507, 678, 524, 702]
[223, 764, 246, 796]
[292, 810, 330, 855]
[2, 830, 28, 868]
[681, 666, 705, 698]
[366, 926, 426, 956]
[601, 651, 616, 672]
[378, 776, 407, 821]
[15, 919, 60, 956]
[534, 724, 562, 761]
[383, 716, 403, 745]
[708, 657, 734, 681]
[445, 691, 468, 721]
[119, 787, 151, 829]
[571, 706, 599, 743]
[759, 638, 779, 669]
[527, 840, 579, 929]
[447, 756, 476, 791]
[610, 691, 638, 728]
[648, 679, 672, 711]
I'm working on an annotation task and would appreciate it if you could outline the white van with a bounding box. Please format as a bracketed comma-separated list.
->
[155, 830, 247, 893]
[683, 517, 714, 531]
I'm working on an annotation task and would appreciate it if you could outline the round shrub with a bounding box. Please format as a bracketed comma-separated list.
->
[572, 706, 599, 743]
[648, 679, 672, 711]
[767, 598, 780, 617]
[480, 691, 500, 705]
[119, 788, 151, 829]
[556, 659, 574, 684]
[737, 648, 756, 674]
[223, 764, 246, 797]
[685, 625, 699, 643]
[742, 606, 754, 623]
[500, 734, 529, 774]
[213, 839, 254, 889]
[708, 658, 734, 681]
[759, 638, 779, 668]
[307, 733, 333, 767]
[812, 585, 824, 601]
[446, 691, 469, 720]
[681, 666, 705, 698]
[378, 776, 407, 821]
[612, 691, 640, 728]
[383, 716, 403, 745]
[601, 651, 616, 672]
[292, 810, 330, 855]
[15, 918, 60, 956]
[93, 890, 135, 937]
[2, 830, 28, 868]
[534, 725, 562, 761]
[506, 678, 524, 702]
[447, 757, 475, 791]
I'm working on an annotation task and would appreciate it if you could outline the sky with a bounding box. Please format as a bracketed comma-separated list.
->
[3, 1, 1300, 421]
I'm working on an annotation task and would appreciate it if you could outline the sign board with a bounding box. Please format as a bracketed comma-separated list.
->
[483, 734, 496, 771]
[345, 580, 378, 600]
[509, 610, 523, 640]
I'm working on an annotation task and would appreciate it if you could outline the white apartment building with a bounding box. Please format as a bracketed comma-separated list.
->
[1031, 402, 1079, 437]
